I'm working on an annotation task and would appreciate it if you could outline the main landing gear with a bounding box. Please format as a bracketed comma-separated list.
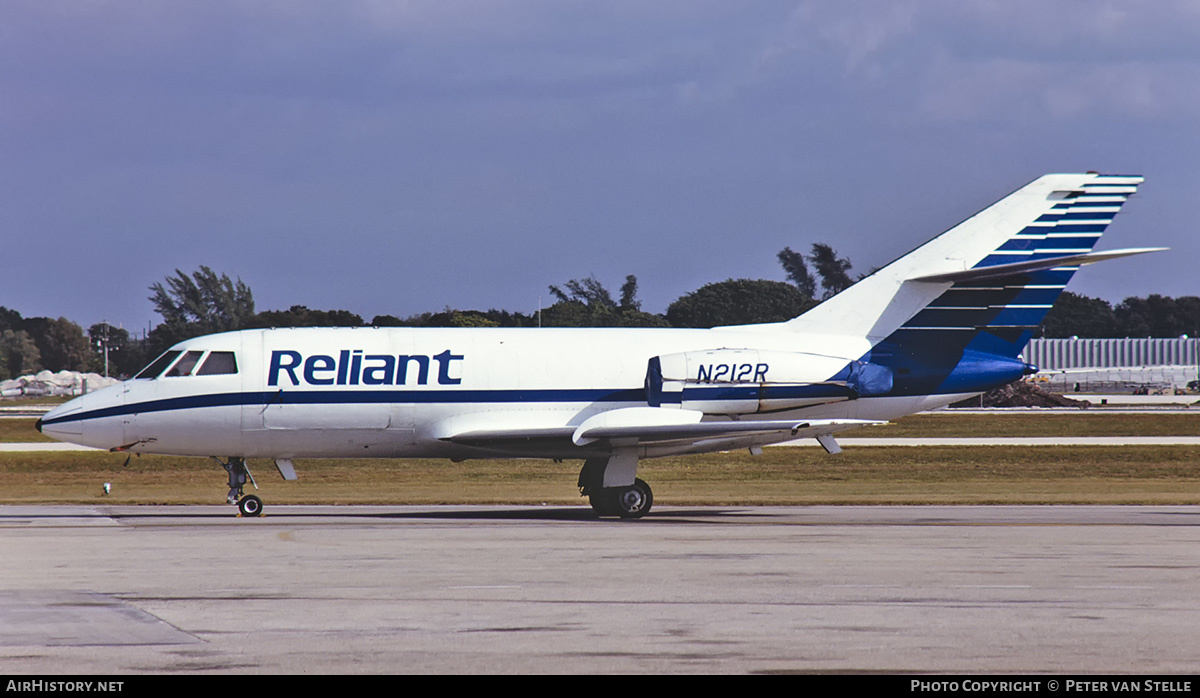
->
[589, 478, 653, 518]
[215, 456, 263, 517]
[578, 454, 654, 519]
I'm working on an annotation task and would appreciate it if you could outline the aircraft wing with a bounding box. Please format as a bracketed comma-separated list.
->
[438, 407, 881, 448]
[569, 418, 881, 446]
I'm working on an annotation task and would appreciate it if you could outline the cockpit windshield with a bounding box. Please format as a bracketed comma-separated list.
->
[134, 351, 181, 379]
[133, 350, 240, 379]
[164, 351, 205, 377]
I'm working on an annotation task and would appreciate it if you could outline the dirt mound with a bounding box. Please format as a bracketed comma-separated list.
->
[949, 380, 1089, 408]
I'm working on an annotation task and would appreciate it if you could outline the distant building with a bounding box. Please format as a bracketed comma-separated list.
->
[1024, 337, 1200, 391]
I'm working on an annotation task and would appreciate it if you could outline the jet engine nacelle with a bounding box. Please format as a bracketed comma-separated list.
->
[645, 348, 893, 415]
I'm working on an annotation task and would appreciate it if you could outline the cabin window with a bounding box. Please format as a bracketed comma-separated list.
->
[134, 351, 181, 379]
[196, 351, 238, 375]
[164, 351, 205, 377]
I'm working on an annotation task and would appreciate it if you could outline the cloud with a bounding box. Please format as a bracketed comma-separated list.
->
[3, 0, 1200, 326]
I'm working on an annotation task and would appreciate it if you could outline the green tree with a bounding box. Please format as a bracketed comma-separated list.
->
[666, 279, 816, 328]
[618, 275, 641, 312]
[0, 329, 42, 380]
[1113, 294, 1200, 338]
[436, 311, 500, 328]
[0, 307, 22, 333]
[808, 243, 854, 299]
[544, 275, 667, 327]
[249, 305, 363, 328]
[22, 317, 90, 372]
[88, 323, 141, 377]
[369, 314, 407, 327]
[149, 267, 255, 332]
[548, 275, 617, 310]
[1039, 292, 1118, 338]
[148, 267, 255, 353]
[777, 247, 817, 298]
[379, 309, 537, 328]
[1174, 297, 1200, 337]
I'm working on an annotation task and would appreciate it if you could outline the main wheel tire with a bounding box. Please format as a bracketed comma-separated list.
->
[238, 494, 264, 517]
[589, 490, 616, 516]
[612, 479, 653, 519]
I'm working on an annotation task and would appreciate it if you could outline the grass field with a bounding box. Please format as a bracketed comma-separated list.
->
[5, 409, 1199, 506]
[0, 418, 54, 442]
[3, 445, 1199, 506]
[860, 412, 1200, 437]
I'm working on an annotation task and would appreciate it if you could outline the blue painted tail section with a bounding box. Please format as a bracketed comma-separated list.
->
[863, 174, 1143, 396]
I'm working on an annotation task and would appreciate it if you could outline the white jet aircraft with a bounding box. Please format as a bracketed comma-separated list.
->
[38, 173, 1159, 518]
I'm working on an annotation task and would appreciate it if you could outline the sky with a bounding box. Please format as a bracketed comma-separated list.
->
[3, 1, 1199, 334]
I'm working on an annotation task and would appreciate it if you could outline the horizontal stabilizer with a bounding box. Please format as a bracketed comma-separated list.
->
[909, 247, 1167, 284]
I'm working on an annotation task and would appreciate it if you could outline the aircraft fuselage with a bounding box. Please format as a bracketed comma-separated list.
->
[40, 325, 963, 460]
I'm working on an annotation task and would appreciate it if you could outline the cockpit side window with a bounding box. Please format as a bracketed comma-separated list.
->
[134, 351, 181, 379]
[164, 351, 205, 377]
[196, 351, 238, 376]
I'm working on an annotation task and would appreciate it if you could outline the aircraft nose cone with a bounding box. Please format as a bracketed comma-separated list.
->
[35, 418, 42, 433]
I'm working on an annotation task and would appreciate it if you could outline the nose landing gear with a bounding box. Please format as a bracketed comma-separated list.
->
[237, 494, 263, 518]
[214, 456, 263, 517]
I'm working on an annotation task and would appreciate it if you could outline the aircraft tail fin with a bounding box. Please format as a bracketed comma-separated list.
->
[783, 173, 1146, 359]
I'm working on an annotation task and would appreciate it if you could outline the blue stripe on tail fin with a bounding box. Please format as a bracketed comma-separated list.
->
[782, 174, 1143, 344]
[855, 174, 1144, 396]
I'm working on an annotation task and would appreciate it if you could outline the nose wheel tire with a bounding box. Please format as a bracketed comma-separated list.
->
[238, 495, 264, 518]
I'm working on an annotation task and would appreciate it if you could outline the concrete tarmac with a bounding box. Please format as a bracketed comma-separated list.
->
[1, 504, 1199, 674]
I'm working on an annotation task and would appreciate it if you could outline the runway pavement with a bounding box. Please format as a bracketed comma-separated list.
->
[1, 504, 1199, 674]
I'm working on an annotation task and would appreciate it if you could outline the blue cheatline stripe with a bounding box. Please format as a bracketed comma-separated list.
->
[45, 382, 867, 428]
[679, 384, 851, 401]
[43, 391, 256, 425]
[41, 388, 651, 426]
